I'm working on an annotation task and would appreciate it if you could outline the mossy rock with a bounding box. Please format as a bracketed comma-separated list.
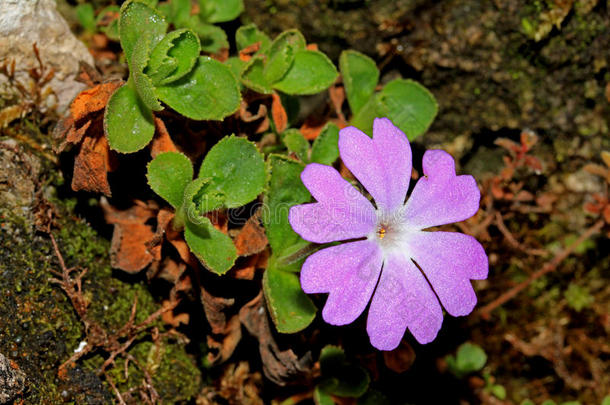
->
[0, 141, 202, 403]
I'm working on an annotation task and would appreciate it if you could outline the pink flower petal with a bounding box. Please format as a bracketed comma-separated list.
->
[338, 118, 412, 213]
[366, 253, 443, 350]
[403, 150, 480, 229]
[301, 240, 383, 325]
[407, 231, 488, 317]
[289, 163, 377, 243]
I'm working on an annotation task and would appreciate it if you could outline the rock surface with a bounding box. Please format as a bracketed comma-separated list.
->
[0, 140, 41, 222]
[0, 352, 26, 404]
[0, 0, 94, 113]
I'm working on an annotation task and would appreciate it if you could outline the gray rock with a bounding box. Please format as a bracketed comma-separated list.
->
[0, 140, 41, 222]
[0, 0, 94, 113]
[0, 352, 26, 404]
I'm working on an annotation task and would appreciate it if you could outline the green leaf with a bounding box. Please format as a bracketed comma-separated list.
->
[131, 39, 163, 111]
[76, 4, 96, 33]
[263, 155, 310, 256]
[190, 21, 229, 54]
[446, 342, 487, 378]
[184, 215, 236, 274]
[241, 55, 273, 94]
[235, 24, 271, 52]
[602, 396, 610, 405]
[197, 136, 266, 208]
[319, 345, 370, 398]
[263, 266, 316, 333]
[199, 0, 244, 23]
[310, 123, 339, 165]
[183, 177, 224, 217]
[349, 95, 378, 136]
[264, 30, 306, 84]
[139, 0, 159, 7]
[156, 56, 241, 120]
[224, 57, 246, 84]
[158, 0, 191, 27]
[282, 129, 309, 161]
[147, 29, 200, 85]
[339, 50, 379, 115]
[376, 79, 438, 140]
[490, 385, 506, 400]
[119, 0, 168, 64]
[541, 401, 557, 405]
[273, 50, 338, 95]
[104, 84, 155, 153]
[313, 387, 334, 405]
[147, 152, 194, 208]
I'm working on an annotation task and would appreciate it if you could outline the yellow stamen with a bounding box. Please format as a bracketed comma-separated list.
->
[378, 227, 386, 239]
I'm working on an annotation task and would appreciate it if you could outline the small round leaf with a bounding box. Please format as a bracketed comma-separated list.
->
[147, 151, 193, 208]
[376, 79, 438, 140]
[198, 136, 266, 208]
[104, 84, 155, 153]
[273, 50, 338, 95]
[156, 56, 241, 120]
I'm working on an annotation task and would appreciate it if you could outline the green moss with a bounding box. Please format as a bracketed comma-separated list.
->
[1, 181, 202, 403]
[84, 339, 201, 403]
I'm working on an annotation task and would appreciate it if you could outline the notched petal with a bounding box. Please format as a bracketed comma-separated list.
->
[338, 118, 412, 213]
[403, 149, 480, 229]
[300, 240, 383, 325]
[407, 231, 488, 317]
[367, 254, 443, 350]
[289, 163, 376, 243]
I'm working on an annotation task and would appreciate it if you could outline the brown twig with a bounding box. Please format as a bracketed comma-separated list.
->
[478, 219, 605, 319]
[47, 230, 178, 404]
[494, 211, 547, 256]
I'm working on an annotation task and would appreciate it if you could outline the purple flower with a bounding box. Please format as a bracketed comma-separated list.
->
[288, 118, 488, 351]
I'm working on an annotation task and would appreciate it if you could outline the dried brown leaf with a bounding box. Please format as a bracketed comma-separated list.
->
[71, 132, 112, 196]
[239, 293, 312, 385]
[235, 214, 268, 256]
[150, 117, 177, 158]
[70, 81, 122, 123]
[271, 92, 288, 133]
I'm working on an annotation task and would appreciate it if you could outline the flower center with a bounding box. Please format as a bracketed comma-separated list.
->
[370, 208, 415, 257]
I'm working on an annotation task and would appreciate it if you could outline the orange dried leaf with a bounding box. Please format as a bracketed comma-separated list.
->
[162, 299, 190, 327]
[239, 42, 261, 62]
[101, 199, 158, 272]
[235, 215, 268, 256]
[230, 255, 258, 280]
[300, 117, 327, 141]
[150, 117, 178, 158]
[110, 222, 155, 272]
[102, 198, 157, 225]
[66, 119, 91, 145]
[206, 211, 229, 233]
[240, 101, 268, 123]
[70, 81, 122, 123]
[71, 134, 112, 196]
[329, 84, 346, 125]
[271, 92, 288, 133]
[207, 316, 242, 364]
